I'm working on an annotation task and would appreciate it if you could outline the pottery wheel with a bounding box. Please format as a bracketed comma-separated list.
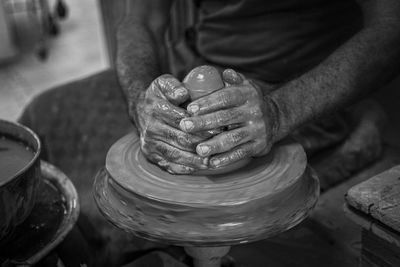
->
[94, 132, 319, 246]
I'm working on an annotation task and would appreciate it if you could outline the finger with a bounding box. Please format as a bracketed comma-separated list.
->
[180, 107, 247, 133]
[196, 127, 252, 156]
[153, 99, 189, 128]
[166, 162, 195, 174]
[187, 87, 245, 115]
[155, 74, 189, 105]
[144, 153, 195, 174]
[149, 121, 206, 152]
[222, 69, 244, 85]
[143, 139, 208, 169]
[209, 142, 256, 168]
[158, 160, 195, 174]
[143, 152, 165, 165]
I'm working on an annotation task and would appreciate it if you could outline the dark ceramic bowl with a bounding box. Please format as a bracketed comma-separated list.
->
[0, 120, 41, 241]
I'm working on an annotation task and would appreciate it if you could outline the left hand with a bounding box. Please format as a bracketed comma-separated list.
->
[179, 69, 280, 169]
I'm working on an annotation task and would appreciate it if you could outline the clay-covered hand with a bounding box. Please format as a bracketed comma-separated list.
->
[134, 74, 208, 174]
[179, 69, 280, 169]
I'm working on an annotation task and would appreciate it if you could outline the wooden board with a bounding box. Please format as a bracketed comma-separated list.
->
[346, 165, 400, 234]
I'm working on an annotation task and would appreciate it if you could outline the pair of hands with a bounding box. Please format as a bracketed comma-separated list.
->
[133, 69, 279, 174]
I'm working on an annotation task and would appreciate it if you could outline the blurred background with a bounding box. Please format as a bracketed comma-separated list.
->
[0, 0, 108, 121]
[0, 0, 399, 148]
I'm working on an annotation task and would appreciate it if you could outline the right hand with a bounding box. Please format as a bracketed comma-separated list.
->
[133, 74, 209, 174]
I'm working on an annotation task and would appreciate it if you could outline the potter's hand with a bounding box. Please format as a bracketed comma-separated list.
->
[179, 69, 280, 169]
[135, 74, 208, 174]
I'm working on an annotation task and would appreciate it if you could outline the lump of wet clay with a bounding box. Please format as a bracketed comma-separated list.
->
[183, 65, 250, 175]
[183, 65, 225, 101]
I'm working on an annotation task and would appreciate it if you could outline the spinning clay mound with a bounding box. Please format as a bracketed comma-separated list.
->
[106, 132, 308, 205]
[93, 65, 320, 246]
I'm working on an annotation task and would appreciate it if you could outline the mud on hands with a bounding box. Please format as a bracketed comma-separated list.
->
[180, 69, 279, 170]
[136, 74, 209, 174]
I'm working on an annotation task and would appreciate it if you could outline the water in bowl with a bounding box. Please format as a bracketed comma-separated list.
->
[0, 135, 34, 183]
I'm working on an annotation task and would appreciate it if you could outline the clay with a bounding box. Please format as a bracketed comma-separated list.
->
[183, 65, 224, 101]
[93, 66, 320, 265]
[95, 132, 319, 246]
[182, 65, 251, 175]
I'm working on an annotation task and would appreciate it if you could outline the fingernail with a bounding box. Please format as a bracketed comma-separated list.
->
[175, 87, 187, 98]
[177, 136, 188, 146]
[158, 160, 168, 167]
[197, 145, 210, 156]
[200, 164, 208, 169]
[188, 104, 199, 114]
[180, 120, 194, 131]
[211, 158, 221, 167]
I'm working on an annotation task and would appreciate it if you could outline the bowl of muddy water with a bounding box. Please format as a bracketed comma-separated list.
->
[0, 119, 41, 241]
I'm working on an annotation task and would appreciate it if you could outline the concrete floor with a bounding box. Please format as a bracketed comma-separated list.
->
[0, 0, 108, 121]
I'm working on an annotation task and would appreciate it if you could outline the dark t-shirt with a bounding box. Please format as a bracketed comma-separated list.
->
[194, 0, 362, 82]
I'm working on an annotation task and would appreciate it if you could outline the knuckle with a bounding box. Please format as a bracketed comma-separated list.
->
[217, 91, 232, 106]
[232, 149, 245, 160]
[191, 117, 206, 129]
[167, 149, 180, 161]
[177, 134, 189, 146]
[154, 100, 170, 112]
[157, 75, 180, 92]
[209, 141, 222, 154]
[147, 83, 158, 96]
[147, 153, 162, 164]
[142, 122, 157, 137]
[235, 88, 246, 102]
[200, 98, 213, 111]
[158, 74, 172, 80]
[249, 106, 263, 119]
[228, 131, 247, 145]
[230, 108, 244, 122]
[177, 133, 195, 148]
[156, 74, 172, 85]
[181, 166, 195, 174]
[215, 111, 231, 125]
[186, 156, 198, 166]
[165, 128, 177, 141]
[154, 142, 168, 155]
[232, 147, 250, 160]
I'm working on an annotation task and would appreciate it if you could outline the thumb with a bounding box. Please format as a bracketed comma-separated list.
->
[222, 69, 244, 86]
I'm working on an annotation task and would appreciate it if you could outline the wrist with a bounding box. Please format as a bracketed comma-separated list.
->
[262, 95, 283, 144]
[127, 90, 145, 128]
[262, 92, 296, 144]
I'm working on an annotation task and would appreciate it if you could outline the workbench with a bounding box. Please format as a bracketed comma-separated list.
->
[345, 165, 400, 267]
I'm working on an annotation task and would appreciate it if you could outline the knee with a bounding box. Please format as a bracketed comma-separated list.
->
[19, 87, 63, 127]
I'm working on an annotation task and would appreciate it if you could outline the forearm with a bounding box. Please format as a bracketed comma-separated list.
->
[116, 16, 161, 115]
[269, 6, 400, 141]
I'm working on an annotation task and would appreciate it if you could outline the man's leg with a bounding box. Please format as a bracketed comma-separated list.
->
[293, 99, 386, 191]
